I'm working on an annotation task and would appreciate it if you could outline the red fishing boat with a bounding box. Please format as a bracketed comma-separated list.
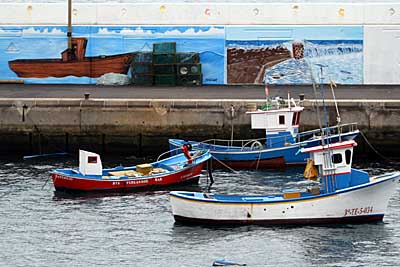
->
[50, 145, 211, 193]
[8, 37, 133, 78]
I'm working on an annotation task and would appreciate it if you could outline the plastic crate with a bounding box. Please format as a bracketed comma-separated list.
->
[154, 74, 176, 86]
[176, 74, 202, 86]
[132, 74, 153, 85]
[153, 64, 176, 75]
[153, 42, 176, 54]
[133, 52, 153, 63]
[153, 54, 176, 65]
[131, 62, 153, 74]
[176, 64, 202, 75]
[176, 52, 200, 64]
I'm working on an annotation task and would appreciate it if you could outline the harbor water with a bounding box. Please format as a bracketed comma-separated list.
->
[0, 155, 399, 267]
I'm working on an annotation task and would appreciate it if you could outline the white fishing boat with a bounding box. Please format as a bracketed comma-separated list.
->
[169, 140, 399, 225]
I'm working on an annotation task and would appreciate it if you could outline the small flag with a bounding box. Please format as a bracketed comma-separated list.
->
[264, 83, 269, 97]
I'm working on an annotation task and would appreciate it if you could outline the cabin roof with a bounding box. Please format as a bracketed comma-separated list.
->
[301, 140, 357, 153]
[246, 106, 304, 114]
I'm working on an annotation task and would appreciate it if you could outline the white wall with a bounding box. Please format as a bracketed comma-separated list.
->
[1, 3, 400, 25]
[364, 26, 400, 84]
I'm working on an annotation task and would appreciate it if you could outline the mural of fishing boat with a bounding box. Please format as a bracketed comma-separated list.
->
[50, 145, 211, 193]
[170, 140, 400, 225]
[8, 37, 133, 78]
[8, 1, 132, 79]
[169, 98, 359, 169]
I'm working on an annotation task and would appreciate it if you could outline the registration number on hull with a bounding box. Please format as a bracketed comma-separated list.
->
[344, 206, 373, 216]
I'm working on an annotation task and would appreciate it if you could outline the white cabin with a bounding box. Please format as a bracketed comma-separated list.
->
[247, 106, 304, 136]
[79, 150, 103, 176]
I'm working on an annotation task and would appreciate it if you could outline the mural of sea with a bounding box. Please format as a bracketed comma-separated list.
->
[264, 40, 363, 85]
[226, 26, 363, 85]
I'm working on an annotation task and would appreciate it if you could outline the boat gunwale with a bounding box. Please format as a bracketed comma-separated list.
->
[170, 172, 400, 205]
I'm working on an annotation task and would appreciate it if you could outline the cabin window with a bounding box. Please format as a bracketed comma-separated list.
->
[292, 112, 300, 126]
[345, 149, 352, 165]
[332, 153, 342, 164]
[279, 115, 285, 125]
[88, 156, 97, 164]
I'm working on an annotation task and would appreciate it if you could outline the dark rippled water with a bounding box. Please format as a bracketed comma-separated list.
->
[0, 155, 399, 267]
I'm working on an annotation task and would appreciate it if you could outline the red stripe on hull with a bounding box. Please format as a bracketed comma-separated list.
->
[52, 162, 206, 192]
[212, 157, 287, 169]
[173, 214, 385, 226]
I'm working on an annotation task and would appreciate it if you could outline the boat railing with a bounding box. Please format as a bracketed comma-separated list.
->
[200, 134, 293, 150]
[296, 122, 358, 143]
[156, 147, 209, 162]
[156, 147, 183, 162]
[200, 137, 266, 150]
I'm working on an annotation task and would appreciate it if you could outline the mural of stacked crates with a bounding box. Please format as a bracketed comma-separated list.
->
[131, 52, 153, 85]
[131, 42, 202, 86]
[153, 42, 177, 86]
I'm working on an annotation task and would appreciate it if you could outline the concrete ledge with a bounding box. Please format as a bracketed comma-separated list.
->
[0, 98, 399, 156]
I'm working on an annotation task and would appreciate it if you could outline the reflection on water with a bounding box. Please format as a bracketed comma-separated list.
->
[0, 156, 399, 266]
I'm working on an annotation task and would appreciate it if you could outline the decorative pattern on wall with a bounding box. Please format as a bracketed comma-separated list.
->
[226, 26, 363, 85]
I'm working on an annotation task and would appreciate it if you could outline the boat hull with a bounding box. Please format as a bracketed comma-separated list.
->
[8, 53, 133, 78]
[169, 131, 359, 169]
[170, 173, 399, 225]
[52, 161, 206, 193]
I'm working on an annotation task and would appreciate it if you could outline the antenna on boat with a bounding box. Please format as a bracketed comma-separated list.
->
[230, 105, 235, 147]
[315, 64, 330, 135]
[329, 78, 342, 141]
[67, 0, 72, 54]
[308, 63, 325, 145]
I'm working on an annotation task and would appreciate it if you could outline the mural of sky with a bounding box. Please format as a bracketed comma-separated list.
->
[0, 26, 225, 84]
[226, 26, 363, 85]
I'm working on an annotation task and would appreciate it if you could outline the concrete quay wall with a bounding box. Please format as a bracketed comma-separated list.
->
[0, 98, 399, 156]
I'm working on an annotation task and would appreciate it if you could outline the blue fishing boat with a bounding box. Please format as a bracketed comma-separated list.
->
[170, 140, 400, 225]
[169, 98, 359, 169]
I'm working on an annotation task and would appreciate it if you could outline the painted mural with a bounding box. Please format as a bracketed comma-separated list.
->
[226, 26, 363, 85]
[0, 26, 225, 84]
[1, 25, 363, 85]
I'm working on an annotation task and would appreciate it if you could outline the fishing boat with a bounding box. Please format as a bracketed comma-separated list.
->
[170, 140, 400, 225]
[169, 96, 359, 169]
[9, 37, 133, 78]
[50, 145, 211, 193]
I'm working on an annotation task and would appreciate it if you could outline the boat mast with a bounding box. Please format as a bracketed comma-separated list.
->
[67, 0, 72, 51]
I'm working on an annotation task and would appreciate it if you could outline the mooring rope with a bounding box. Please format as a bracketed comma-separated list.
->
[255, 149, 263, 171]
[211, 155, 239, 173]
[359, 130, 391, 162]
